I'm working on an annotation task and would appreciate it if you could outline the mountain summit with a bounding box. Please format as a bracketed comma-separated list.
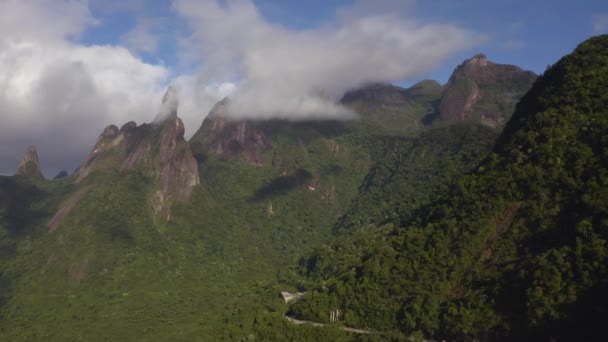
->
[438, 53, 537, 126]
[190, 98, 273, 165]
[72, 88, 199, 221]
[292, 36, 608, 340]
[15, 145, 43, 179]
[154, 85, 179, 123]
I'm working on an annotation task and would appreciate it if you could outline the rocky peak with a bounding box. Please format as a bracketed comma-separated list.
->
[208, 97, 230, 119]
[153, 115, 199, 217]
[101, 125, 119, 138]
[154, 86, 179, 123]
[71, 88, 199, 221]
[15, 145, 43, 179]
[438, 53, 536, 126]
[120, 121, 137, 132]
[190, 99, 273, 165]
[466, 53, 488, 67]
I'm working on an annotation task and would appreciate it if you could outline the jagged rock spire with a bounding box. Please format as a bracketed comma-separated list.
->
[154, 86, 179, 123]
[15, 145, 43, 179]
[69, 88, 199, 223]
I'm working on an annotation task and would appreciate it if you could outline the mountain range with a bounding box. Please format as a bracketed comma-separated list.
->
[1, 36, 606, 341]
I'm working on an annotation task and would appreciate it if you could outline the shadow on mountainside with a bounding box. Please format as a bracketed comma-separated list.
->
[249, 169, 313, 202]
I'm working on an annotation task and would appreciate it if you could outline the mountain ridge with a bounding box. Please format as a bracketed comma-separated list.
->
[15, 145, 43, 179]
[3, 43, 602, 341]
[290, 35, 608, 341]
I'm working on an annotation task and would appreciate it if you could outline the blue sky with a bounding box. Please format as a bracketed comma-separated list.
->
[82, 0, 608, 85]
[1, 0, 607, 176]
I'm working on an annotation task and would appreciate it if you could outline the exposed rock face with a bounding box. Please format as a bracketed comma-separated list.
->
[15, 145, 44, 179]
[150, 115, 200, 219]
[191, 99, 273, 165]
[72, 88, 200, 220]
[101, 124, 119, 138]
[438, 53, 537, 126]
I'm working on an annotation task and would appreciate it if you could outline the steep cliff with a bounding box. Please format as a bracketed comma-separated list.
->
[71, 88, 199, 221]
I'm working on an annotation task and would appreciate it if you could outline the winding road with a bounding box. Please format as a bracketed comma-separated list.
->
[284, 315, 372, 334]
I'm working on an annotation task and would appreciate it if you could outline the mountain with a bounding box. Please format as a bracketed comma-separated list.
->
[340, 54, 536, 133]
[336, 123, 498, 232]
[71, 88, 199, 221]
[341, 80, 443, 135]
[53, 170, 69, 180]
[0, 44, 589, 341]
[190, 98, 274, 165]
[290, 36, 608, 341]
[14, 145, 43, 179]
[438, 53, 537, 127]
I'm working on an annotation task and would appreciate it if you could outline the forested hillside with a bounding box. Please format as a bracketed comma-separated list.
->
[2, 36, 603, 341]
[291, 35, 608, 341]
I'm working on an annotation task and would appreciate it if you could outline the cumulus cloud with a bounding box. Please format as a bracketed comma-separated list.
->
[172, 0, 481, 120]
[0, 0, 481, 176]
[0, 0, 169, 176]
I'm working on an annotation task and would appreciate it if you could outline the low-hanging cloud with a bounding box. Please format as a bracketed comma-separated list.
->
[173, 0, 481, 120]
[0, 0, 481, 177]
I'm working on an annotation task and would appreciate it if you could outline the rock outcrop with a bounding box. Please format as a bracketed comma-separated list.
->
[73, 88, 200, 220]
[15, 145, 44, 179]
[190, 99, 273, 165]
[438, 53, 537, 126]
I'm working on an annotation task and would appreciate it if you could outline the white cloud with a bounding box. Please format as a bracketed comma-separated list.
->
[593, 14, 608, 34]
[0, 0, 169, 176]
[0, 0, 482, 176]
[0, 0, 96, 42]
[172, 0, 481, 121]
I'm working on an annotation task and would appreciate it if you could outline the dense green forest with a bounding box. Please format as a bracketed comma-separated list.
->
[291, 35, 608, 341]
[0, 35, 606, 341]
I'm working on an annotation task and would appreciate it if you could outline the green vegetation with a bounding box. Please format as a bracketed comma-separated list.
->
[0, 35, 605, 341]
[341, 82, 443, 136]
[338, 123, 498, 232]
[292, 35, 608, 341]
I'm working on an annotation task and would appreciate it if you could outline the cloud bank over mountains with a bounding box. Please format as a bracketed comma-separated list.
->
[0, 0, 479, 176]
[173, 0, 479, 120]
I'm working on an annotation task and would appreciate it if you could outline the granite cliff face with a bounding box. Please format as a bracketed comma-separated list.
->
[15, 145, 44, 179]
[190, 99, 273, 165]
[438, 54, 537, 126]
[73, 88, 199, 220]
